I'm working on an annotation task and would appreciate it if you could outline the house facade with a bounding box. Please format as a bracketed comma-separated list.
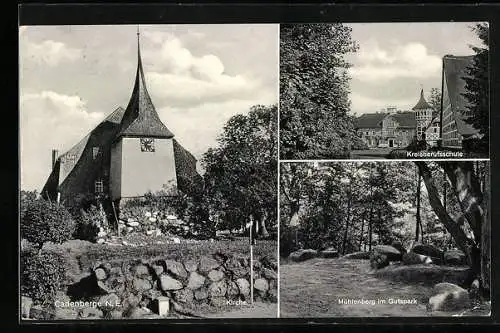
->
[41, 32, 201, 213]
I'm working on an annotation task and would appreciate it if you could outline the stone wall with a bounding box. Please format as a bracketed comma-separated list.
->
[34, 251, 277, 319]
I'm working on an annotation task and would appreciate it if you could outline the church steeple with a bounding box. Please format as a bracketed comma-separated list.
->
[412, 88, 432, 110]
[115, 27, 174, 140]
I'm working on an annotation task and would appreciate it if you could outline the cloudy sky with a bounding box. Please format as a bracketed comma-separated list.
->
[20, 24, 278, 191]
[346, 22, 487, 116]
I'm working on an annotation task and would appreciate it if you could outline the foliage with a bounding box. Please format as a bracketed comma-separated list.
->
[21, 196, 76, 247]
[280, 24, 359, 159]
[463, 23, 489, 153]
[73, 205, 103, 242]
[21, 248, 67, 305]
[202, 104, 277, 237]
[429, 88, 441, 115]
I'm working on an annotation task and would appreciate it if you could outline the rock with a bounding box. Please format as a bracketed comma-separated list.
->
[21, 296, 33, 318]
[199, 256, 221, 273]
[79, 307, 103, 319]
[146, 230, 154, 236]
[97, 238, 105, 244]
[172, 237, 181, 244]
[134, 264, 149, 276]
[227, 280, 240, 297]
[126, 227, 133, 233]
[236, 278, 250, 296]
[94, 267, 107, 280]
[127, 218, 136, 223]
[107, 310, 123, 319]
[151, 264, 163, 276]
[428, 289, 470, 311]
[30, 305, 54, 320]
[54, 308, 79, 319]
[149, 217, 157, 223]
[444, 250, 467, 266]
[342, 251, 371, 260]
[211, 297, 227, 307]
[159, 275, 183, 291]
[97, 231, 107, 238]
[173, 288, 194, 303]
[402, 252, 433, 265]
[187, 271, 205, 290]
[391, 241, 407, 254]
[225, 257, 248, 277]
[127, 306, 151, 319]
[268, 286, 278, 303]
[110, 266, 123, 276]
[433, 282, 465, 295]
[184, 259, 198, 272]
[98, 293, 121, 310]
[320, 248, 339, 258]
[254, 278, 269, 293]
[370, 251, 389, 269]
[133, 278, 152, 292]
[412, 243, 443, 263]
[209, 280, 227, 297]
[208, 269, 225, 282]
[194, 288, 209, 300]
[145, 212, 152, 218]
[288, 249, 317, 262]
[164, 260, 188, 279]
[373, 245, 402, 261]
[122, 293, 141, 309]
[261, 268, 277, 280]
[128, 221, 140, 227]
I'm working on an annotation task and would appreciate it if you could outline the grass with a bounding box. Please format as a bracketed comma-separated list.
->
[280, 257, 488, 318]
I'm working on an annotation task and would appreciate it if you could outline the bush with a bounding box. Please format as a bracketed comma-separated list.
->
[21, 248, 67, 305]
[370, 251, 390, 269]
[21, 197, 76, 247]
[280, 224, 300, 258]
[73, 205, 103, 242]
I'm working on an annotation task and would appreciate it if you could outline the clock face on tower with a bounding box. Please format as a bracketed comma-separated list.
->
[140, 138, 155, 152]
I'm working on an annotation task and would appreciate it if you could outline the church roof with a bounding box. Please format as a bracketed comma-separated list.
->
[412, 89, 433, 110]
[354, 113, 386, 128]
[392, 111, 417, 128]
[443, 54, 479, 137]
[115, 32, 174, 140]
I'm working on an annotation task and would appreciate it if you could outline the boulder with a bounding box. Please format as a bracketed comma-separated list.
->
[159, 275, 183, 291]
[184, 260, 198, 272]
[173, 289, 194, 304]
[225, 257, 248, 277]
[227, 280, 240, 297]
[208, 269, 225, 282]
[370, 252, 390, 269]
[79, 307, 103, 319]
[402, 252, 433, 265]
[98, 293, 121, 311]
[209, 280, 227, 298]
[342, 251, 371, 260]
[444, 250, 467, 266]
[320, 248, 339, 258]
[428, 283, 470, 311]
[133, 278, 152, 292]
[94, 267, 107, 280]
[134, 264, 149, 276]
[261, 267, 277, 280]
[391, 241, 407, 254]
[54, 308, 79, 320]
[127, 306, 151, 319]
[187, 272, 206, 290]
[194, 288, 209, 300]
[164, 260, 188, 279]
[122, 293, 141, 309]
[199, 256, 220, 273]
[373, 245, 402, 261]
[211, 297, 227, 307]
[236, 278, 250, 296]
[412, 244, 443, 263]
[151, 264, 163, 276]
[288, 249, 317, 262]
[254, 278, 269, 293]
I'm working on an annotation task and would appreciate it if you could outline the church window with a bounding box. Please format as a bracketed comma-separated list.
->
[92, 147, 100, 160]
[95, 179, 104, 193]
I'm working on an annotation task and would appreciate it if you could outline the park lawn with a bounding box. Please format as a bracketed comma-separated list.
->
[280, 257, 489, 318]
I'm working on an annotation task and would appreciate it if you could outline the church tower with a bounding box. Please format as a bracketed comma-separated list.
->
[109, 29, 178, 203]
[412, 89, 433, 141]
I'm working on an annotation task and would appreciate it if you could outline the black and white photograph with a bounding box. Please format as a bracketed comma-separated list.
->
[20, 24, 278, 320]
[280, 22, 489, 160]
[279, 161, 491, 317]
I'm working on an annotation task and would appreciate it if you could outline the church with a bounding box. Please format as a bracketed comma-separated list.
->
[41, 31, 202, 214]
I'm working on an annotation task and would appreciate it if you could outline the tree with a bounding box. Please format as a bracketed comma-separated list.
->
[429, 88, 441, 115]
[202, 104, 277, 238]
[280, 24, 359, 159]
[462, 23, 489, 152]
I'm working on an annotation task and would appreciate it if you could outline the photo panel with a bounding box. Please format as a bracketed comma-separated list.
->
[19, 24, 279, 320]
[279, 22, 490, 160]
[279, 160, 491, 318]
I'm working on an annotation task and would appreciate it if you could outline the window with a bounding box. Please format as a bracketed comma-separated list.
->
[95, 179, 104, 193]
[92, 147, 99, 160]
[140, 138, 155, 152]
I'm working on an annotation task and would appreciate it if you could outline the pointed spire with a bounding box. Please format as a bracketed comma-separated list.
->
[115, 27, 174, 140]
[412, 88, 432, 110]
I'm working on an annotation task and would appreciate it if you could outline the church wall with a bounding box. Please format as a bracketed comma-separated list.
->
[110, 141, 122, 201]
[119, 137, 178, 198]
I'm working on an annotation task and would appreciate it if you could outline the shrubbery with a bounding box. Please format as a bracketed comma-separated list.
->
[280, 224, 300, 257]
[73, 205, 103, 242]
[21, 196, 76, 247]
[21, 248, 67, 305]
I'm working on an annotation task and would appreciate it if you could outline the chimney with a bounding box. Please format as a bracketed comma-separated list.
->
[51, 149, 59, 169]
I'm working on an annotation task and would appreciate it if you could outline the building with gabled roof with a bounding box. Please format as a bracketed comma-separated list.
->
[41, 31, 202, 214]
[440, 54, 482, 148]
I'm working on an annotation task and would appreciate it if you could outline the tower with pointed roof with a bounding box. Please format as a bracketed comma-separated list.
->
[412, 89, 434, 141]
[109, 28, 178, 202]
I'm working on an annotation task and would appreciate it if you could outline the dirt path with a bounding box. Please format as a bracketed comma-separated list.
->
[280, 258, 467, 318]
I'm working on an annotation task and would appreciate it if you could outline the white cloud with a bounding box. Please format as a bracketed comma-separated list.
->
[349, 92, 415, 115]
[20, 91, 104, 191]
[349, 41, 442, 82]
[20, 38, 82, 66]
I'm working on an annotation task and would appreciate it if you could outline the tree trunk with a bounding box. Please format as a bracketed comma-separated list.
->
[415, 171, 421, 242]
[342, 190, 352, 255]
[416, 161, 480, 276]
[481, 163, 490, 294]
[258, 211, 269, 238]
[368, 205, 373, 251]
[359, 212, 365, 252]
